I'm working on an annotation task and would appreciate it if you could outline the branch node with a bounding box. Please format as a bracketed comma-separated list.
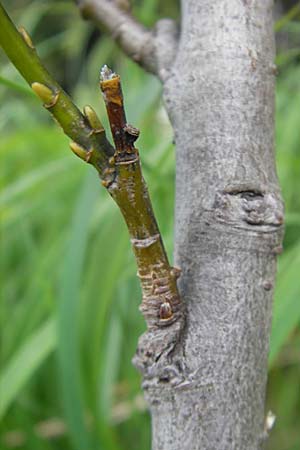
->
[115, 155, 139, 165]
[123, 124, 140, 143]
[131, 234, 160, 249]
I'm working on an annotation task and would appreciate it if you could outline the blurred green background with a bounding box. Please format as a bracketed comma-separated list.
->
[0, 1, 299, 449]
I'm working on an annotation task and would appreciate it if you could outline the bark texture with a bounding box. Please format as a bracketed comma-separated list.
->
[139, 1, 284, 449]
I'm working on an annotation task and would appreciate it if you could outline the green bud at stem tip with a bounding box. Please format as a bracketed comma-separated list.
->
[70, 141, 87, 160]
[83, 105, 104, 132]
[18, 26, 34, 49]
[31, 82, 58, 107]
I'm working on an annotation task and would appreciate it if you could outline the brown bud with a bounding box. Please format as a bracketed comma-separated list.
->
[124, 123, 140, 144]
[159, 302, 173, 321]
[263, 280, 273, 291]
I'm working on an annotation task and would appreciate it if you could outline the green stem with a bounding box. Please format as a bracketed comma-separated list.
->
[0, 2, 113, 175]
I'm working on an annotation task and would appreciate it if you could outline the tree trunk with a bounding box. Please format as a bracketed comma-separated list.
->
[140, 1, 284, 449]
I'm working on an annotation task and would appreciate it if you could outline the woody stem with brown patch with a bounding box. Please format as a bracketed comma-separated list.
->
[99, 66, 184, 333]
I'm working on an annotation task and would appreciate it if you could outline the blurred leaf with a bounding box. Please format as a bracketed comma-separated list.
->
[0, 157, 71, 207]
[269, 241, 300, 365]
[276, 48, 300, 67]
[285, 213, 300, 226]
[0, 318, 56, 419]
[98, 308, 122, 416]
[0, 75, 33, 96]
[57, 172, 100, 450]
[275, 3, 300, 32]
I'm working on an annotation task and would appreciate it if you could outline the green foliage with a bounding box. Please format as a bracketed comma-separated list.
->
[0, 1, 299, 450]
[0, 319, 56, 420]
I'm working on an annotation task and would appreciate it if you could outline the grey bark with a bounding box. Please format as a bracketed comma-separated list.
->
[80, 0, 284, 449]
[148, 2, 283, 449]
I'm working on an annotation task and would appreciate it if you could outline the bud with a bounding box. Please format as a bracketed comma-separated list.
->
[18, 26, 34, 49]
[159, 302, 173, 321]
[69, 141, 86, 160]
[31, 82, 57, 107]
[83, 105, 104, 132]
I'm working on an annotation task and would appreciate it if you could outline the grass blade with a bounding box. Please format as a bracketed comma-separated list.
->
[0, 318, 56, 419]
[57, 171, 100, 450]
[269, 241, 300, 365]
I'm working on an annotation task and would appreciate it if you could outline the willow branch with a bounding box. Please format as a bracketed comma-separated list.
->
[0, 2, 185, 379]
[0, 3, 114, 177]
[76, 0, 179, 79]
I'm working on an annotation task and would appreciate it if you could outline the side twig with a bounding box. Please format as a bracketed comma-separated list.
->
[76, 0, 179, 79]
[0, 3, 113, 177]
